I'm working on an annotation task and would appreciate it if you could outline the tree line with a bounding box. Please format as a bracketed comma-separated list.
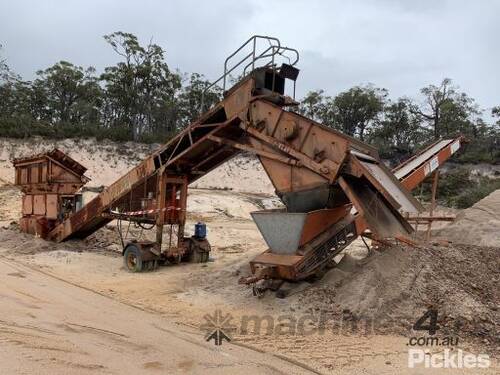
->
[0, 32, 499, 164]
[0, 32, 221, 143]
[298, 81, 499, 164]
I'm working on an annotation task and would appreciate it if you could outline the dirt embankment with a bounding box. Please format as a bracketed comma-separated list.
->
[0, 137, 159, 187]
[0, 136, 274, 194]
[191, 155, 275, 194]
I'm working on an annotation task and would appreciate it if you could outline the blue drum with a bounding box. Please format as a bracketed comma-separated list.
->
[194, 222, 207, 239]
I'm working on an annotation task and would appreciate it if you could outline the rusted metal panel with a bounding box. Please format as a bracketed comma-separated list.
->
[396, 137, 463, 191]
[298, 205, 351, 245]
[20, 167, 28, 184]
[338, 176, 413, 239]
[22, 195, 33, 215]
[246, 132, 330, 193]
[33, 195, 46, 216]
[46, 194, 58, 220]
[156, 170, 167, 246]
[19, 216, 49, 238]
[41, 162, 48, 182]
[50, 163, 82, 183]
[245, 100, 388, 200]
[30, 164, 39, 184]
[244, 122, 340, 182]
[20, 184, 85, 195]
[19, 217, 29, 233]
[223, 77, 253, 119]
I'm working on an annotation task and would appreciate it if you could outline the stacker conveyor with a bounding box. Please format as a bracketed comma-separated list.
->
[16, 36, 463, 282]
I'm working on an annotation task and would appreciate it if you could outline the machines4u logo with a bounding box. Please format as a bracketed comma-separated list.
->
[200, 309, 237, 346]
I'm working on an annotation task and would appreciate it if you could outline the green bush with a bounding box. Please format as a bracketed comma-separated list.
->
[418, 167, 500, 209]
[0, 116, 168, 144]
[453, 177, 500, 208]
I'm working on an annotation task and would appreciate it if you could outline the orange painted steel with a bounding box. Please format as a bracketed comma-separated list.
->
[11, 40, 464, 282]
[13, 149, 89, 238]
[47, 69, 418, 246]
[393, 136, 464, 191]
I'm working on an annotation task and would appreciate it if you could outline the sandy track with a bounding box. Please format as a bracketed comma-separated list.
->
[0, 257, 313, 375]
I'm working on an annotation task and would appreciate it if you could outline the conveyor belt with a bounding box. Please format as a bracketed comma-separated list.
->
[392, 137, 463, 191]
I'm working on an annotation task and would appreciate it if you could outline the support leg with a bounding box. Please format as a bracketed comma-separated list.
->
[426, 170, 439, 242]
[177, 176, 188, 246]
[156, 170, 167, 249]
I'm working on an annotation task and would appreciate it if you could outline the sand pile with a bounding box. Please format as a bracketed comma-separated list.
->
[438, 189, 500, 247]
[291, 243, 499, 346]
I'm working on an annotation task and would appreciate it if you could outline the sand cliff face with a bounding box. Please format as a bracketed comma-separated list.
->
[0, 137, 159, 187]
[0, 137, 274, 194]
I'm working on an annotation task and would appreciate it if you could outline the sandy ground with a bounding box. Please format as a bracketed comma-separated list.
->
[0, 257, 313, 375]
[0, 188, 497, 374]
[0, 137, 497, 374]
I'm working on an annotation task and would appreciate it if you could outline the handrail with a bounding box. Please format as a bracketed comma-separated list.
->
[200, 35, 300, 113]
[242, 45, 299, 76]
[223, 35, 280, 91]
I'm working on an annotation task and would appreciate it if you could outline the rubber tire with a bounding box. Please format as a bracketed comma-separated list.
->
[191, 248, 209, 263]
[123, 245, 144, 272]
[275, 289, 288, 299]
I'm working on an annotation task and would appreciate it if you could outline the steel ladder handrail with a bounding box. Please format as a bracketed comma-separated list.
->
[200, 35, 299, 113]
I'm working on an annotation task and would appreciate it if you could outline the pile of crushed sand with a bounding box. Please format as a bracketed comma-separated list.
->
[437, 189, 500, 247]
[290, 243, 499, 349]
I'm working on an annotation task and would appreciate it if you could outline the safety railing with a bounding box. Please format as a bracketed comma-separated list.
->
[200, 35, 300, 112]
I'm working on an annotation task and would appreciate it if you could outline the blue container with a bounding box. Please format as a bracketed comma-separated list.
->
[194, 222, 207, 239]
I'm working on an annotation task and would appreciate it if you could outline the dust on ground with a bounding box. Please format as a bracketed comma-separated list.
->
[0, 220, 497, 373]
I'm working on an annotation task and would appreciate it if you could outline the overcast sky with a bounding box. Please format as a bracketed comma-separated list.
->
[1, 0, 498, 113]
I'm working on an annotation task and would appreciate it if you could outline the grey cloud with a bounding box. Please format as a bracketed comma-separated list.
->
[0, 0, 498, 112]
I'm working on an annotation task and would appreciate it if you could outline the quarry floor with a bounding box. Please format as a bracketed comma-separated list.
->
[0, 186, 497, 374]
